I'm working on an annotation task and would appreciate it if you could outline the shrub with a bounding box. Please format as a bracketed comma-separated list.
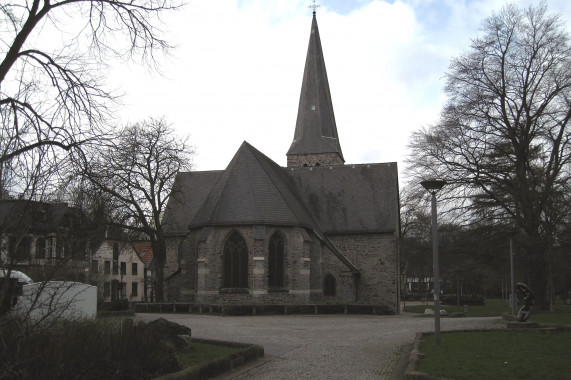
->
[0, 318, 180, 379]
[112, 298, 129, 311]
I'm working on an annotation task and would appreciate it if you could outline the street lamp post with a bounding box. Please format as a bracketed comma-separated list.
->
[421, 179, 446, 346]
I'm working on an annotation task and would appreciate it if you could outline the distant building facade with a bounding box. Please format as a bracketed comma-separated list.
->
[90, 239, 154, 303]
[162, 13, 401, 313]
[0, 200, 87, 281]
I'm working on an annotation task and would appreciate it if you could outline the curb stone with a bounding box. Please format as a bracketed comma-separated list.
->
[155, 338, 264, 380]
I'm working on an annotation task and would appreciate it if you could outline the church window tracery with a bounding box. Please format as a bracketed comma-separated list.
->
[268, 232, 285, 288]
[223, 232, 248, 288]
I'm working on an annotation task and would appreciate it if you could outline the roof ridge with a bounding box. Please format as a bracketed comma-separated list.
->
[231, 144, 359, 274]
[188, 143, 247, 227]
[246, 143, 318, 229]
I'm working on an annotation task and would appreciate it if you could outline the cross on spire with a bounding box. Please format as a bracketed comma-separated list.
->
[309, 0, 320, 15]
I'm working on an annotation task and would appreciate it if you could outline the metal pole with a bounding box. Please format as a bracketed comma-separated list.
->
[510, 239, 516, 315]
[431, 192, 441, 346]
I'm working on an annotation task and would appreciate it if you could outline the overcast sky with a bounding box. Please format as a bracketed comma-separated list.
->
[108, 0, 571, 181]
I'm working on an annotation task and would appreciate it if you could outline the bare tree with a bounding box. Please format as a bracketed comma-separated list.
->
[0, 0, 181, 200]
[407, 3, 571, 309]
[88, 118, 193, 302]
[0, 2, 181, 372]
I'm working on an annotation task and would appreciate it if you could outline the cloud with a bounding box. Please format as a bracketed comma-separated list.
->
[108, 0, 571, 180]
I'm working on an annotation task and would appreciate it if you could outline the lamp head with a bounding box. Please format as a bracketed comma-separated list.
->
[421, 179, 446, 194]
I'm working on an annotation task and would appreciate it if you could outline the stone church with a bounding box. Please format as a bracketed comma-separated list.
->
[163, 12, 401, 313]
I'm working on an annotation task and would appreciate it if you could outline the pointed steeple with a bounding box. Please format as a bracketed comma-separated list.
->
[287, 12, 344, 168]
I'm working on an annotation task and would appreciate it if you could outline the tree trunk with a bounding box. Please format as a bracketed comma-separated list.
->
[153, 235, 167, 302]
[154, 264, 165, 303]
[521, 240, 549, 311]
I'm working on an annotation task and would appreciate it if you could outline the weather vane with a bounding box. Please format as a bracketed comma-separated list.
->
[309, 0, 320, 15]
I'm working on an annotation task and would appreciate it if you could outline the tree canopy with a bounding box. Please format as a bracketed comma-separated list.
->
[0, 0, 180, 199]
[87, 118, 194, 301]
[407, 3, 571, 309]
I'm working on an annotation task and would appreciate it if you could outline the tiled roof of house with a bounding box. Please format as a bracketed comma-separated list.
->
[132, 241, 153, 266]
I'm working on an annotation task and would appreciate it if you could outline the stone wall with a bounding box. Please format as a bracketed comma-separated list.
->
[320, 244, 356, 303]
[328, 233, 399, 312]
[165, 227, 400, 313]
[287, 152, 344, 168]
[167, 225, 326, 304]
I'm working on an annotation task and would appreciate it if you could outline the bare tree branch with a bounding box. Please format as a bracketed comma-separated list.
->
[406, 3, 571, 309]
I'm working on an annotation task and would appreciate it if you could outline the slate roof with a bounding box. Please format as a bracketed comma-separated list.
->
[0, 200, 78, 234]
[289, 163, 399, 234]
[162, 141, 363, 273]
[162, 170, 223, 234]
[163, 144, 399, 237]
[188, 142, 325, 233]
[287, 13, 343, 160]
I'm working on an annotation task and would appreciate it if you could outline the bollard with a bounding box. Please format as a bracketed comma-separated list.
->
[464, 305, 469, 313]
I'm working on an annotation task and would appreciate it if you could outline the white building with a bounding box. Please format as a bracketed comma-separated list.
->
[91, 239, 147, 303]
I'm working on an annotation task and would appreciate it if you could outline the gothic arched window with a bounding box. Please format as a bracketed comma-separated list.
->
[323, 273, 336, 296]
[268, 232, 285, 288]
[223, 232, 248, 288]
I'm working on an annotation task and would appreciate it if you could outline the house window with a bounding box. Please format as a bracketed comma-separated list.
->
[104, 282, 110, 298]
[112, 243, 119, 275]
[132, 282, 138, 297]
[120, 262, 126, 276]
[223, 232, 248, 288]
[104, 261, 111, 275]
[35, 237, 46, 259]
[112, 243, 119, 261]
[9, 236, 31, 261]
[268, 232, 285, 288]
[46, 236, 54, 258]
[55, 237, 63, 258]
[91, 260, 98, 274]
[120, 282, 127, 298]
[323, 273, 336, 296]
[132, 263, 138, 276]
[18, 236, 31, 260]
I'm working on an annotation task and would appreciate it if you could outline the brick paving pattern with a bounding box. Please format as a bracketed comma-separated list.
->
[136, 313, 501, 379]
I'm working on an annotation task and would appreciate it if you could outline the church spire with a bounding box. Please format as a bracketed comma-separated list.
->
[287, 10, 344, 168]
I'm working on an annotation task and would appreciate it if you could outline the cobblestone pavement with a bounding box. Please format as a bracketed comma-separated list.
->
[135, 313, 501, 379]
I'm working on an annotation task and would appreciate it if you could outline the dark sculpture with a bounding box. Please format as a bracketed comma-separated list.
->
[516, 282, 534, 322]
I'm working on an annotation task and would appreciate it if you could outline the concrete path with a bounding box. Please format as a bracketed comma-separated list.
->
[136, 313, 501, 379]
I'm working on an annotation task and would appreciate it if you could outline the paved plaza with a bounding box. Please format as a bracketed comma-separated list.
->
[136, 311, 501, 379]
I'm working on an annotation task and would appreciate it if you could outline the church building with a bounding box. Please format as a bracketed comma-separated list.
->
[162, 11, 401, 313]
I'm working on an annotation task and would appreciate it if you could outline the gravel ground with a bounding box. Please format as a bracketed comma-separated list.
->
[136, 312, 502, 379]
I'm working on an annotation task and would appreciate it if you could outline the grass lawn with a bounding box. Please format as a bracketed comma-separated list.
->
[405, 299, 571, 320]
[418, 330, 571, 380]
[529, 312, 571, 326]
[175, 341, 242, 369]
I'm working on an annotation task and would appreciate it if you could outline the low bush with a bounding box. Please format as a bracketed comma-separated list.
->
[0, 318, 180, 379]
[112, 298, 130, 311]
